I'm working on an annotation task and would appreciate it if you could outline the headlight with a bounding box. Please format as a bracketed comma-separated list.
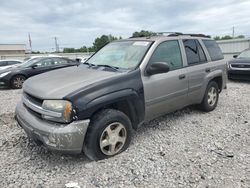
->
[0, 71, 11, 78]
[42, 100, 73, 123]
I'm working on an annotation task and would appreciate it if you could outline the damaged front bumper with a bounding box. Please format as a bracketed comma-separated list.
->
[15, 101, 90, 154]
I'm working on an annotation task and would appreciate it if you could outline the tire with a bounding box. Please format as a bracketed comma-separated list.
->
[83, 109, 133, 161]
[199, 81, 219, 112]
[11, 75, 26, 89]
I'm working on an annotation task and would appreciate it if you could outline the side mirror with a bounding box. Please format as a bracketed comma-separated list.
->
[233, 55, 238, 58]
[31, 64, 38, 69]
[146, 62, 170, 75]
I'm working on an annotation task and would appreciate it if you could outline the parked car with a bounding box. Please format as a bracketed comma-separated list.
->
[0, 56, 79, 89]
[15, 33, 227, 160]
[228, 48, 250, 80]
[0, 59, 23, 71]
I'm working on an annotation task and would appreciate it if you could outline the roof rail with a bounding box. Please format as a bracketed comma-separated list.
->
[156, 32, 183, 36]
[129, 32, 211, 38]
[167, 33, 211, 38]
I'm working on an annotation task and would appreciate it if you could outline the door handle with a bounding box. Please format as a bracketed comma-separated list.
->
[205, 68, 211, 73]
[179, 74, 186, 79]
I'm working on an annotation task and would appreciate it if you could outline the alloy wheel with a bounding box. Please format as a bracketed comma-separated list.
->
[99, 122, 127, 156]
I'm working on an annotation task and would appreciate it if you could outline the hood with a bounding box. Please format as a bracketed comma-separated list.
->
[23, 66, 121, 99]
[229, 58, 250, 64]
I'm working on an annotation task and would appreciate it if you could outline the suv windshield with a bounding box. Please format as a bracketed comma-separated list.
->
[238, 49, 250, 59]
[87, 41, 152, 69]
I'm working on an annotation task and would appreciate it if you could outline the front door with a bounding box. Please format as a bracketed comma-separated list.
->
[142, 40, 189, 121]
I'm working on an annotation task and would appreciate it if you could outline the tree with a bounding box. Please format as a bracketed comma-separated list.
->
[63, 48, 75, 53]
[93, 34, 118, 51]
[214, 35, 245, 40]
[132, 30, 156, 38]
[236, 35, 245, 39]
[214, 36, 221, 40]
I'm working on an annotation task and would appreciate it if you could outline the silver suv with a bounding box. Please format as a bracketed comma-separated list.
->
[15, 33, 227, 160]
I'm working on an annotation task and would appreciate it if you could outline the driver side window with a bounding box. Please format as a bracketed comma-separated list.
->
[149, 40, 183, 71]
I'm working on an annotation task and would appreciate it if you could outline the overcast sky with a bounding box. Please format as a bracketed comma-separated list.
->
[0, 0, 250, 51]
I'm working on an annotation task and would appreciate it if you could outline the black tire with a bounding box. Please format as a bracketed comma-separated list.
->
[11, 75, 26, 89]
[83, 109, 133, 161]
[199, 81, 219, 112]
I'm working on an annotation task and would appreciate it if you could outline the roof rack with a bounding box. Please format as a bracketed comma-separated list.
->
[130, 32, 211, 38]
[167, 32, 211, 38]
[156, 32, 183, 36]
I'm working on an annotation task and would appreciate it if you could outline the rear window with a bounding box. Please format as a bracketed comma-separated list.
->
[202, 40, 224, 61]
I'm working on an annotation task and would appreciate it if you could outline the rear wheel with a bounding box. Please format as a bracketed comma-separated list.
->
[83, 109, 132, 161]
[11, 75, 26, 89]
[199, 81, 219, 112]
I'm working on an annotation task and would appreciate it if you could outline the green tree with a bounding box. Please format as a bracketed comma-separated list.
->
[214, 36, 221, 40]
[93, 34, 118, 51]
[63, 48, 75, 53]
[221, 35, 233, 40]
[236, 35, 245, 39]
[132, 30, 156, 38]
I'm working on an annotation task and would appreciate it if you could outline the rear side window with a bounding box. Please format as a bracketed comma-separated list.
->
[54, 58, 68, 65]
[149, 40, 183, 71]
[202, 40, 224, 61]
[8, 61, 20, 65]
[0, 61, 7, 66]
[183, 39, 207, 65]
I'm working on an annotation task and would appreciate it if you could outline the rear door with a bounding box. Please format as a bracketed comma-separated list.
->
[142, 40, 189, 120]
[182, 39, 210, 104]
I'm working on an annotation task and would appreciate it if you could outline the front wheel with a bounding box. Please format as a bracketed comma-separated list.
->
[83, 109, 133, 161]
[199, 81, 219, 112]
[11, 75, 26, 89]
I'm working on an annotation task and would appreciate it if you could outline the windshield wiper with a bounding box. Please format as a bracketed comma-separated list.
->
[95, 64, 119, 71]
[83, 62, 95, 67]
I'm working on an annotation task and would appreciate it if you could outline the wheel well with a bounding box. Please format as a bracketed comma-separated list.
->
[210, 76, 222, 92]
[91, 100, 138, 130]
[11, 74, 26, 80]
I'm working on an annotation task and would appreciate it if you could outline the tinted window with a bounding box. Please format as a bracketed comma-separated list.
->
[0, 61, 7, 66]
[36, 58, 55, 67]
[196, 41, 207, 62]
[149, 40, 183, 71]
[202, 40, 224, 61]
[54, 58, 68, 65]
[183, 39, 200, 65]
[8, 61, 20, 65]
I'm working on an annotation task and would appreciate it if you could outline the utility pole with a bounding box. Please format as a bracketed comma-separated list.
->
[28, 33, 32, 52]
[232, 26, 235, 38]
[54, 37, 59, 52]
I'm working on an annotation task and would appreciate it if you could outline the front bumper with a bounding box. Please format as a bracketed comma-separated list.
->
[228, 69, 250, 80]
[0, 78, 9, 86]
[15, 101, 90, 153]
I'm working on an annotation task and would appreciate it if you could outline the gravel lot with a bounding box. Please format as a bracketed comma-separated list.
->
[0, 81, 250, 188]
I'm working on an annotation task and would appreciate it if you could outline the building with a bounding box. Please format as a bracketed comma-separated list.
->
[0, 44, 26, 60]
[217, 38, 250, 60]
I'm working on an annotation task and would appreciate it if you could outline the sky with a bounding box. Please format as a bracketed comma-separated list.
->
[0, 0, 250, 51]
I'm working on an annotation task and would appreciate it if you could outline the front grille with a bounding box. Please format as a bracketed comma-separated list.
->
[22, 92, 43, 119]
[24, 92, 43, 106]
[24, 103, 42, 119]
[231, 64, 250, 68]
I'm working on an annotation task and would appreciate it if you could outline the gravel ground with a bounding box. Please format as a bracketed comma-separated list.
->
[0, 81, 250, 188]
